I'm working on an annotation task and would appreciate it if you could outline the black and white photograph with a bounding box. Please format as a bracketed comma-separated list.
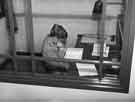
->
[0, 0, 135, 102]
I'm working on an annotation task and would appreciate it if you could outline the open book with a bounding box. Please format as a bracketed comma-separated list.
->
[76, 63, 98, 76]
[64, 48, 83, 60]
[64, 48, 98, 76]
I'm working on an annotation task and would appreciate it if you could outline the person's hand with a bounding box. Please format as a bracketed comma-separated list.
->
[60, 47, 67, 53]
[58, 62, 70, 70]
[57, 41, 63, 48]
[58, 48, 67, 58]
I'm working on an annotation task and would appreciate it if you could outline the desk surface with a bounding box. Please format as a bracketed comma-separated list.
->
[75, 34, 121, 61]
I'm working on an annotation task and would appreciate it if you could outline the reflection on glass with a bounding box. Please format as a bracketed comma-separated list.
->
[2, 0, 123, 80]
[36, 21, 122, 78]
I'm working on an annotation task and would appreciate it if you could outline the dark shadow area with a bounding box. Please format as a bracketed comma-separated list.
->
[0, 58, 14, 71]
[0, 51, 79, 76]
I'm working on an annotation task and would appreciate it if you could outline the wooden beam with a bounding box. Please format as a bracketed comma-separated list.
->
[120, 0, 135, 90]
[14, 55, 120, 66]
[6, 0, 17, 72]
[24, 0, 36, 74]
[0, 72, 127, 93]
[97, 0, 106, 80]
[24, 0, 34, 53]
[15, 13, 119, 20]
[0, 54, 12, 59]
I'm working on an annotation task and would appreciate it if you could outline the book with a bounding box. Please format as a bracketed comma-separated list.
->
[64, 48, 83, 60]
[76, 63, 98, 76]
[92, 43, 110, 57]
[64, 48, 98, 76]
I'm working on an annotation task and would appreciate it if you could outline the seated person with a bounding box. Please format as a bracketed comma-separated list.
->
[41, 24, 70, 73]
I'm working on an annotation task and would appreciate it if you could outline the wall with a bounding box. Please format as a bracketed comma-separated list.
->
[13, 0, 122, 52]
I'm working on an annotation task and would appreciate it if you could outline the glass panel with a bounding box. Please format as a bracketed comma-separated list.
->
[0, 18, 10, 64]
[15, 17, 27, 52]
[31, 0, 100, 77]
[12, 0, 124, 80]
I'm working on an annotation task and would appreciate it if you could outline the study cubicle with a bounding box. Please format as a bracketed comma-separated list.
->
[73, 34, 121, 77]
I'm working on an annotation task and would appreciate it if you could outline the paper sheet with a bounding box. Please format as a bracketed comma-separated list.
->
[76, 63, 98, 76]
[92, 43, 110, 57]
[112, 65, 120, 69]
[64, 48, 83, 60]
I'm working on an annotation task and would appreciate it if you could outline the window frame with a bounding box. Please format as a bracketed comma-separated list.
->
[0, 0, 134, 93]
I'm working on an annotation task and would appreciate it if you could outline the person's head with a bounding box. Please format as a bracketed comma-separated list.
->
[50, 24, 68, 44]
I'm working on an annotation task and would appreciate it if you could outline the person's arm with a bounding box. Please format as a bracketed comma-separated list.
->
[42, 37, 70, 70]
[48, 61, 70, 70]
[56, 40, 67, 58]
[42, 37, 58, 57]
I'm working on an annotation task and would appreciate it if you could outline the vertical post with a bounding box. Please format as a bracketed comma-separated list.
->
[98, 0, 106, 80]
[120, 0, 135, 90]
[24, 0, 34, 52]
[24, 0, 36, 74]
[6, 0, 17, 72]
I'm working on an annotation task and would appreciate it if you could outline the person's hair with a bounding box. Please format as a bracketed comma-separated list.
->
[49, 24, 68, 39]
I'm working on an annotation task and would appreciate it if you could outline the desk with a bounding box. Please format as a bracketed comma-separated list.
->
[9, 34, 121, 76]
[75, 34, 121, 75]
[75, 34, 121, 61]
